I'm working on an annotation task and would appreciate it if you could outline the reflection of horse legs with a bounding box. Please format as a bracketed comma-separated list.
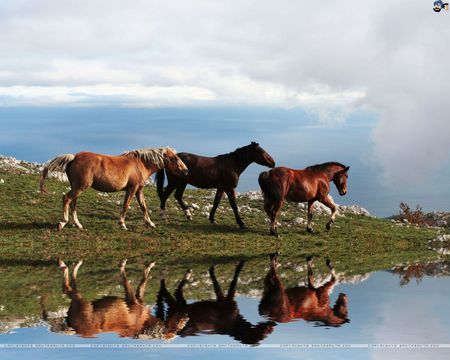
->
[120, 259, 138, 304]
[135, 187, 155, 228]
[225, 188, 246, 229]
[59, 259, 93, 333]
[315, 259, 337, 307]
[209, 265, 224, 300]
[59, 259, 83, 294]
[209, 189, 224, 224]
[306, 200, 315, 233]
[319, 195, 337, 231]
[226, 261, 245, 300]
[59, 189, 83, 231]
[119, 187, 137, 230]
[135, 261, 156, 303]
[174, 183, 192, 220]
[306, 256, 316, 290]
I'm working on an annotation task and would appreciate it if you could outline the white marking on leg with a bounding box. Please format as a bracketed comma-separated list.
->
[184, 208, 193, 220]
[72, 210, 83, 229]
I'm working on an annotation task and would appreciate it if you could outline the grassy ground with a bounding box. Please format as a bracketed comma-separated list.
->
[0, 171, 447, 323]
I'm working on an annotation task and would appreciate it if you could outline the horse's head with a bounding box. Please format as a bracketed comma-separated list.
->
[164, 148, 188, 176]
[247, 141, 275, 168]
[332, 293, 349, 324]
[332, 165, 349, 196]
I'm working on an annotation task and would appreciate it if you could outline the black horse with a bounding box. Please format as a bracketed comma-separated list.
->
[156, 262, 275, 345]
[156, 142, 275, 228]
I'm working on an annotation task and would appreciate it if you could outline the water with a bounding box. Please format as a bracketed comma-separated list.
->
[1, 107, 450, 217]
[1, 260, 450, 360]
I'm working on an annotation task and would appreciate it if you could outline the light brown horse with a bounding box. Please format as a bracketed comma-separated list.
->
[259, 254, 349, 327]
[40, 148, 188, 230]
[43, 259, 188, 339]
[156, 262, 275, 344]
[258, 162, 349, 235]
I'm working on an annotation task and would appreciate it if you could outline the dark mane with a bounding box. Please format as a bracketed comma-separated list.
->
[305, 162, 346, 172]
[219, 143, 255, 158]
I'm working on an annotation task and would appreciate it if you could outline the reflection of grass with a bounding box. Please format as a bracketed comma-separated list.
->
[0, 171, 446, 322]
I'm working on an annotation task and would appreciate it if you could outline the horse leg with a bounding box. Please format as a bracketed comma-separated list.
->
[209, 189, 224, 224]
[209, 265, 225, 301]
[315, 259, 337, 307]
[135, 260, 156, 303]
[306, 256, 316, 290]
[306, 200, 315, 233]
[58, 188, 82, 231]
[159, 182, 177, 220]
[135, 187, 155, 228]
[70, 260, 83, 292]
[320, 195, 337, 231]
[174, 183, 192, 220]
[119, 188, 137, 230]
[174, 269, 192, 306]
[225, 188, 246, 229]
[226, 260, 245, 300]
[269, 200, 283, 236]
[59, 260, 73, 294]
[70, 197, 84, 230]
[119, 259, 138, 305]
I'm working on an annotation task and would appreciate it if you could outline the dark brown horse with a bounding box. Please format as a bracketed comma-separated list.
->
[40, 147, 188, 230]
[156, 142, 275, 229]
[258, 162, 349, 235]
[42, 259, 188, 339]
[259, 254, 349, 327]
[156, 262, 275, 344]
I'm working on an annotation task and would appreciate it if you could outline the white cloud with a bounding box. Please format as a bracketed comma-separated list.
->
[0, 0, 449, 184]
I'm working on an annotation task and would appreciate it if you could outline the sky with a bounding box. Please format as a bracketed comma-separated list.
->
[0, 1, 449, 216]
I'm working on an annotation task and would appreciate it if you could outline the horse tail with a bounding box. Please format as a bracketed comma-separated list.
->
[40, 154, 75, 193]
[258, 171, 271, 199]
[156, 169, 166, 199]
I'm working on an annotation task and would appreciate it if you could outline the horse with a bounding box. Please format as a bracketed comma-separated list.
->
[41, 259, 188, 340]
[156, 142, 275, 229]
[259, 254, 349, 327]
[40, 147, 188, 231]
[156, 262, 275, 344]
[258, 162, 349, 235]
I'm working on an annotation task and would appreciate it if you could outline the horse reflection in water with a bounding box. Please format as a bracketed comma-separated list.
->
[259, 254, 349, 326]
[42, 260, 188, 339]
[157, 261, 275, 344]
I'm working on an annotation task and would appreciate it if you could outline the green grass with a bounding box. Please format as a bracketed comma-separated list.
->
[0, 171, 447, 322]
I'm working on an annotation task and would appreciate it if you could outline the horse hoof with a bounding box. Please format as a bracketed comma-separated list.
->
[57, 222, 65, 231]
[209, 219, 217, 225]
[326, 222, 332, 231]
[184, 269, 193, 281]
[239, 224, 248, 230]
[120, 223, 128, 231]
[147, 221, 156, 228]
[159, 209, 167, 219]
[120, 259, 128, 269]
[306, 256, 313, 262]
[306, 227, 314, 234]
[269, 229, 278, 237]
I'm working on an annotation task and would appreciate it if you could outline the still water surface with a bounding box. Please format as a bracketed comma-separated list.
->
[1, 259, 450, 359]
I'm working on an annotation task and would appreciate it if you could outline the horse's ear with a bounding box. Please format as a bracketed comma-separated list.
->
[251, 141, 259, 146]
[345, 166, 350, 172]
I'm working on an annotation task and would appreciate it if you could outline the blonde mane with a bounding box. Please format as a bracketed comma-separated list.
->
[122, 147, 176, 168]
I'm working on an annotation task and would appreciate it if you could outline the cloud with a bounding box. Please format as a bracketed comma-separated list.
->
[0, 0, 449, 184]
